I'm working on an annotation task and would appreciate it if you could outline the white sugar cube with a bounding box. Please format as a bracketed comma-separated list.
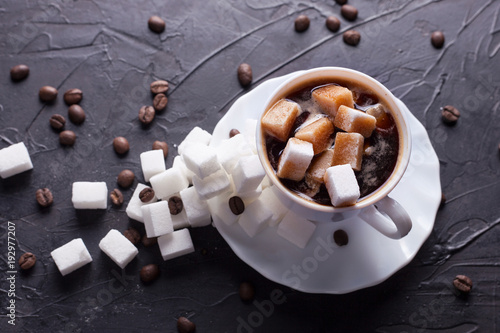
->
[50, 238, 92, 276]
[173, 155, 194, 184]
[260, 186, 287, 226]
[177, 126, 212, 155]
[277, 138, 314, 181]
[260, 175, 273, 189]
[125, 183, 157, 222]
[238, 184, 262, 205]
[157, 228, 195, 261]
[182, 143, 221, 179]
[99, 229, 139, 269]
[277, 211, 316, 249]
[0, 142, 33, 179]
[140, 150, 166, 182]
[232, 155, 266, 194]
[150, 167, 189, 200]
[192, 169, 231, 200]
[207, 192, 240, 226]
[243, 118, 258, 153]
[72, 182, 108, 209]
[179, 186, 211, 227]
[141, 201, 174, 237]
[171, 208, 190, 230]
[238, 198, 273, 237]
[324, 164, 360, 207]
[216, 134, 254, 173]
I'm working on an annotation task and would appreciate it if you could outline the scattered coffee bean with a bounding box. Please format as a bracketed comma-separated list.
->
[294, 14, 310, 32]
[239, 281, 255, 302]
[139, 105, 155, 125]
[150, 80, 169, 94]
[19, 252, 36, 270]
[36, 188, 53, 207]
[63, 88, 83, 105]
[168, 196, 183, 215]
[343, 30, 361, 46]
[335, 0, 348, 4]
[229, 129, 240, 138]
[123, 228, 141, 245]
[59, 130, 76, 146]
[453, 275, 472, 294]
[142, 234, 158, 247]
[228, 196, 245, 215]
[341, 4, 358, 21]
[49, 114, 66, 130]
[140, 264, 160, 283]
[333, 229, 349, 246]
[152, 140, 168, 158]
[117, 169, 135, 188]
[110, 188, 124, 206]
[139, 187, 155, 203]
[441, 105, 460, 125]
[326, 16, 341, 32]
[177, 316, 196, 333]
[10, 64, 30, 81]
[431, 31, 445, 49]
[148, 15, 166, 33]
[39, 85, 58, 103]
[68, 104, 86, 124]
[113, 136, 130, 154]
[153, 93, 168, 111]
[237, 63, 253, 87]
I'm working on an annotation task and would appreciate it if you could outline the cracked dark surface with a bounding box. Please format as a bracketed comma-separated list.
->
[1, 0, 499, 332]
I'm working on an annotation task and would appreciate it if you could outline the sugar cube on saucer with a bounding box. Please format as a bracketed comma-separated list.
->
[177, 126, 212, 155]
[238, 198, 273, 237]
[182, 143, 221, 179]
[232, 155, 266, 194]
[179, 186, 211, 227]
[192, 168, 231, 200]
[0, 142, 33, 179]
[150, 167, 189, 200]
[277, 211, 316, 249]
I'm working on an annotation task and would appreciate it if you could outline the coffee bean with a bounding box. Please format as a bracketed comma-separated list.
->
[239, 281, 255, 302]
[49, 114, 66, 130]
[10, 64, 29, 81]
[237, 63, 253, 87]
[177, 317, 196, 333]
[39, 85, 58, 103]
[140, 264, 160, 283]
[229, 129, 240, 138]
[152, 140, 168, 158]
[113, 136, 130, 154]
[148, 15, 165, 33]
[228, 196, 245, 215]
[36, 188, 53, 207]
[343, 30, 361, 46]
[139, 105, 155, 125]
[19, 252, 36, 270]
[142, 234, 158, 247]
[63, 88, 83, 105]
[335, 0, 348, 5]
[139, 187, 155, 202]
[117, 169, 135, 188]
[68, 104, 86, 124]
[453, 275, 472, 294]
[123, 228, 141, 245]
[326, 16, 341, 32]
[110, 188, 124, 206]
[441, 105, 460, 124]
[59, 130, 76, 146]
[431, 31, 445, 49]
[333, 229, 349, 246]
[168, 196, 183, 215]
[341, 4, 358, 21]
[294, 14, 310, 32]
[153, 93, 168, 111]
[150, 80, 169, 94]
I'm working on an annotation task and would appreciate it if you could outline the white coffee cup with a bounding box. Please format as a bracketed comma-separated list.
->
[256, 67, 412, 239]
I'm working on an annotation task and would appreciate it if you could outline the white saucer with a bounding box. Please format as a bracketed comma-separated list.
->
[210, 71, 441, 294]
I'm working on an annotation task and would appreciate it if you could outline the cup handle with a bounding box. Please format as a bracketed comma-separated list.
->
[358, 196, 412, 239]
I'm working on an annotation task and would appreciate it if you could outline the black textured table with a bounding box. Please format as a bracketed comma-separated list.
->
[1, 1, 500, 332]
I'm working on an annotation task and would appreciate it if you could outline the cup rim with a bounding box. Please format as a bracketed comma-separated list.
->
[256, 66, 412, 214]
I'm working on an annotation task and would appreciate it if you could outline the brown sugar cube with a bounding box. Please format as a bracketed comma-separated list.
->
[261, 99, 300, 142]
[331, 132, 364, 171]
[277, 137, 314, 181]
[295, 117, 335, 155]
[312, 84, 354, 117]
[334, 105, 377, 138]
[306, 149, 334, 183]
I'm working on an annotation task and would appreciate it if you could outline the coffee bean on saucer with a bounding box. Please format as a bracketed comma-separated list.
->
[177, 316, 196, 333]
[228, 196, 245, 215]
[152, 140, 168, 158]
[150, 80, 169, 94]
[142, 234, 158, 247]
[453, 275, 472, 294]
[39, 85, 58, 103]
[123, 228, 141, 245]
[237, 63, 253, 87]
[68, 104, 86, 124]
[326, 16, 341, 32]
[168, 196, 183, 215]
[335, 0, 348, 5]
[110, 188, 124, 207]
[139, 105, 155, 125]
[153, 93, 168, 111]
[239, 281, 255, 302]
[36, 188, 53, 207]
[139, 187, 155, 202]
[341, 4, 358, 21]
[140, 264, 160, 283]
[343, 30, 361, 46]
[294, 14, 310, 32]
[441, 105, 460, 125]
[63, 88, 83, 105]
[113, 136, 130, 154]
[431, 31, 445, 49]
[117, 169, 135, 188]
[10, 64, 29, 81]
[148, 15, 165, 33]
[59, 130, 76, 146]
[229, 129, 240, 138]
[49, 114, 66, 130]
[333, 229, 349, 246]
[19, 252, 36, 270]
